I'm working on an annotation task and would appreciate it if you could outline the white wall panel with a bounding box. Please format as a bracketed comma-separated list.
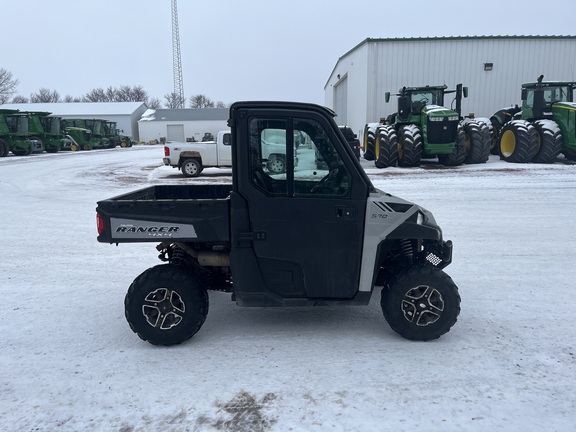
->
[326, 37, 576, 136]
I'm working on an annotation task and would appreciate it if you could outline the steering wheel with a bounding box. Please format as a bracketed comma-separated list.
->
[311, 167, 342, 193]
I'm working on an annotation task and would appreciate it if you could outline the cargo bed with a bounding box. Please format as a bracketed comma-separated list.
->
[96, 184, 232, 243]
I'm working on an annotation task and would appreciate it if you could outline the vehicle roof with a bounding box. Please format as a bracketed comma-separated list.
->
[399, 85, 448, 92]
[522, 81, 576, 88]
[230, 101, 336, 118]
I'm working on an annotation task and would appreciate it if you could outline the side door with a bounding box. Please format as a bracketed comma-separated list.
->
[231, 107, 370, 301]
[217, 132, 232, 166]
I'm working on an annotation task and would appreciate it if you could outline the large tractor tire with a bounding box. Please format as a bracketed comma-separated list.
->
[498, 120, 538, 163]
[564, 149, 576, 161]
[532, 120, 562, 163]
[363, 126, 376, 161]
[125, 264, 209, 346]
[374, 126, 398, 168]
[397, 125, 422, 167]
[381, 265, 461, 341]
[438, 125, 466, 166]
[462, 120, 490, 164]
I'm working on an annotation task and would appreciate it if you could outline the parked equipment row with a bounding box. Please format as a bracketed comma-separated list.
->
[0, 110, 133, 157]
[364, 77, 576, 168]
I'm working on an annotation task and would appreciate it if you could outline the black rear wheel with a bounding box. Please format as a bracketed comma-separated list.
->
[374, 126, 398, 168]
[397, 125, 422, 167]
[125, 264, 209, 346]
[381, 266, 460, 341]
[181, 158, 202, 177]
[532, 120, 562, 163]
[463, 120, 490, 164]
[364, 130, 376, 161]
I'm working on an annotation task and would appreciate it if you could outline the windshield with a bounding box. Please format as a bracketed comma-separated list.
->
[524, 85, 571, 108]
[409, 89, 443, 106]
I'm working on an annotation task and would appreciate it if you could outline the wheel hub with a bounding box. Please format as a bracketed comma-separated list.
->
[142, 288, 185, 330]
[401, 284, 444, 326]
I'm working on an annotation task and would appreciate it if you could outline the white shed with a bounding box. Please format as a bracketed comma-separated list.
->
[324, 36, 576, 139]
[0, 102, 147, 141]
[138, 108, 229, 143]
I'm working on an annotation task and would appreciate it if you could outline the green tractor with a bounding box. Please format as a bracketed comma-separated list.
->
[24, 112, 72, 153]
[64, 126, 97, 151]
[0, 109, 45, 157]
[104, 121, 132, 148]
[64, 119, 110, 150]
[364, 84, 490, 167]
[491, 75, 576, 163]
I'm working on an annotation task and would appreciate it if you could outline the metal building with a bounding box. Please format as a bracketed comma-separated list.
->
[324, 36, 576, 138]
[138, 108, 228, 144]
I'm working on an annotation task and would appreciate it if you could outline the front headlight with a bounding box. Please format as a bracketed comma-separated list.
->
[448, 116, 459, 121]
[429, 116, 444, 122]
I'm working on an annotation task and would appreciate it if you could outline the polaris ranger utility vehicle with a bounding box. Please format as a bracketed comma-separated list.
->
[96, 101, 461, 346]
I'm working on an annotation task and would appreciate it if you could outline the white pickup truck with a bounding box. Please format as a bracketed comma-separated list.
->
[163, 129, 295, 177]
[163, 130, 232, 177]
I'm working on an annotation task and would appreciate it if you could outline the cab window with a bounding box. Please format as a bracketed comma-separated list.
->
[248, 117, 351, 197]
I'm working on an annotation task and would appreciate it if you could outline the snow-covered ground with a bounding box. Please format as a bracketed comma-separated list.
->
[1, 146, 575, 431]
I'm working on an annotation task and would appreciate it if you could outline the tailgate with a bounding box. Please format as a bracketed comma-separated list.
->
[96, 185, 231, 243]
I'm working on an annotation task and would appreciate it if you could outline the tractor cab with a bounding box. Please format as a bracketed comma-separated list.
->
[520, 76, 576, 120]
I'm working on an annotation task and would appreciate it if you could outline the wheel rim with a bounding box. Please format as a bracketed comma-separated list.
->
[184, 162, 198, 175]
[375, 135, 380, 159]
[401, 284, 444, 326]
[465, 134, 472, 154]
[142, 288, 185, 330]
[500, 130, 516, 157]
[268, 158, 285, 174]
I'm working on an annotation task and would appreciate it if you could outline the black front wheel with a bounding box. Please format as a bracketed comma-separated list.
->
[381, 266, 460, 341]
[125, 264, 209, 346]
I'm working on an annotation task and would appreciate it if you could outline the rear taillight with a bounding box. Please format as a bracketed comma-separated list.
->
[164, 146, 170, 156]
[96, 213, 105, 236]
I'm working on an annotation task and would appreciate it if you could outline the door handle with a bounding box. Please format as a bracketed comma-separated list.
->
[336, 206, 355, 219]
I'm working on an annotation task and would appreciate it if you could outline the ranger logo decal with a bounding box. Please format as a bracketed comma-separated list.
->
[110, 218, 197, 239]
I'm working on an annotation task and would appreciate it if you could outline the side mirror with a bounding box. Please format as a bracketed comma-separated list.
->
[521, 89, 527, 101]
[385, 92, 390, 103]
[462, 87, 469, 98]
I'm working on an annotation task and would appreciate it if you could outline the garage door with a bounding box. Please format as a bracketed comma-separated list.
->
[167, 124, 185, 142]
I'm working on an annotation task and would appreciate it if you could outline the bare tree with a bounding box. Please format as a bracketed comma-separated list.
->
[164, 92, 186, 109]
[189, 94, 215, 109]
[148, 97, 161, 109]
[83, 85, 150, 104]
[30, 88, 61, 103]
[0, 68, 19, 104]
[11, 95, 29, 103]
[63, 95, 82, 103]
[127, 85, 148, 103]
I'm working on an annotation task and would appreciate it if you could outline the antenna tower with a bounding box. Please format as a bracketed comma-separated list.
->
[171, 0, 184, 108]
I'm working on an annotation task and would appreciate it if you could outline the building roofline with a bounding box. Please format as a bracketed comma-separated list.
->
[325, 35, 576, 89]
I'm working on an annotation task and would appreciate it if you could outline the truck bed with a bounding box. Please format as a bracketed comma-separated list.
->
[96, 184, 232, 243]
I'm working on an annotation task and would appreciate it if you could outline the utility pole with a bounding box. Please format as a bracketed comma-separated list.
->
[171, 0, 184, 108]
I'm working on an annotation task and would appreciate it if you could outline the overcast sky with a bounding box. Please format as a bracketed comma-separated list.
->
[3, 0, 576, 106]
